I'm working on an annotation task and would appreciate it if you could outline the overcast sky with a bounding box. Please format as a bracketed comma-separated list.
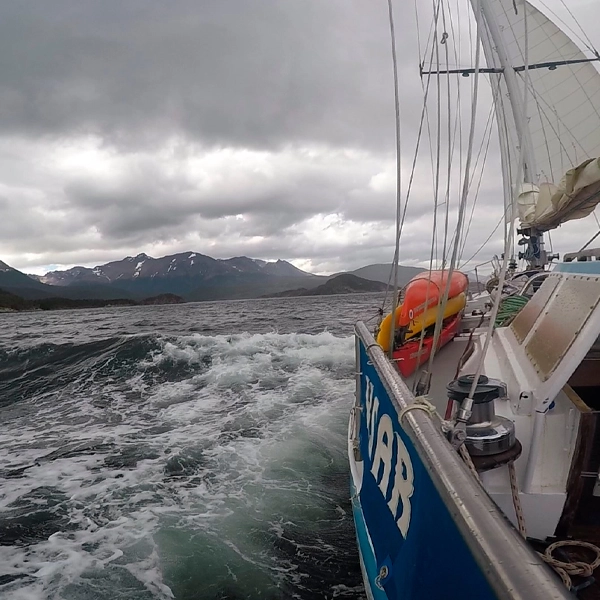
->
[1, 0, 599, 276]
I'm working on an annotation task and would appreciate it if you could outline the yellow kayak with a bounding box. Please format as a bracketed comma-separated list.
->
[376, 292, 466, 351]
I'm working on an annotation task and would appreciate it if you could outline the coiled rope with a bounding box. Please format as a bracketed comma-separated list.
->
[488, 450, 600, 590]
[543, 541, 600, 589]
[495, 295, 529, 327]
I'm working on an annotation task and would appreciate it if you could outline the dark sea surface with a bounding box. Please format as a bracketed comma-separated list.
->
[0, 293, 386, 600]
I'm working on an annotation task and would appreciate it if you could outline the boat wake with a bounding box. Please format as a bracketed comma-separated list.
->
[0, 331, 364, 600]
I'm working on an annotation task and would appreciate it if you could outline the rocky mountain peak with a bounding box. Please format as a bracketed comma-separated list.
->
[39, 252, 312, 287]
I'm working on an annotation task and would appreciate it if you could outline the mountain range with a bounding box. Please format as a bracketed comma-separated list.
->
[0, 253, 424, 302]
[36, 253, 309, 286]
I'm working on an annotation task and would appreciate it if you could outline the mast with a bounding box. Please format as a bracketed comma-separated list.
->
[476, 0, 537, 185]
[471, 0, 546, 267]
[423, 0, 600, 268]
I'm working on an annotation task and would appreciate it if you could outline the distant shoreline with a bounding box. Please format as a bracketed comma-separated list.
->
[0, 292, 185, 312]
[0, 290, 392, 314]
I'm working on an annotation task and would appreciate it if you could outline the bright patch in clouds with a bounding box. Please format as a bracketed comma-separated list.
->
[0, 0, 598, 275]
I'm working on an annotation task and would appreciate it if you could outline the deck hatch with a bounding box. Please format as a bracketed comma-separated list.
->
[525, 277, 600, 381]
[511, 276, 559, 344]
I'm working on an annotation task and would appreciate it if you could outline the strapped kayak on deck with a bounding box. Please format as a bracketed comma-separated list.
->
[376, 270, 468, 376]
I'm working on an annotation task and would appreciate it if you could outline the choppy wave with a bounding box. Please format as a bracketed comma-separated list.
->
[0, 327, 364, 600]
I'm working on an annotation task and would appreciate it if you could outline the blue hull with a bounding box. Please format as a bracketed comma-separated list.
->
[349, 322, 570, 600]
[351, 478, 388, 600]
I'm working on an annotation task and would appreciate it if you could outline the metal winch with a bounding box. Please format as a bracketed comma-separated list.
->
[447, 374, 515, 456]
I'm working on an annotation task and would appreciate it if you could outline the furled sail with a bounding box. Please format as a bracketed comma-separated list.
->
[474, 0, 600, 229]
[518, 157, 600, 230]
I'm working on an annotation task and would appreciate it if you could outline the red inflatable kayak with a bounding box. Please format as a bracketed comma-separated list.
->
[398, 270, 468, 327]
[392, 313, 461, 378]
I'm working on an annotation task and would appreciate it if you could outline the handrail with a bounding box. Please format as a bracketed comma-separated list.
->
[518, 272, 550, 296]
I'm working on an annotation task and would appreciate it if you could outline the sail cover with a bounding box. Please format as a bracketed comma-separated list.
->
[474, 0, 600, 228]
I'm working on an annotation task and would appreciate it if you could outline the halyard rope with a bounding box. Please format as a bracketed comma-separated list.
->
[507, 460, 527, 538]
[458, 443, 480, 482]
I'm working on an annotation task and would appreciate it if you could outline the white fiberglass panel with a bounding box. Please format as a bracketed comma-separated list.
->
[525, 276, 600, 381]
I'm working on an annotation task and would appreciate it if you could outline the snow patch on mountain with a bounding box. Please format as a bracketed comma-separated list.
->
[133, 260, 145, 278]
[36, 252, 314, 287]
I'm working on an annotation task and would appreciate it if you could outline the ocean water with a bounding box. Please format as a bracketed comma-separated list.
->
[0, 293, 386, 600]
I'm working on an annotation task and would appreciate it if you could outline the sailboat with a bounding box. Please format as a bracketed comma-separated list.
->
[349, 0, 600, 598]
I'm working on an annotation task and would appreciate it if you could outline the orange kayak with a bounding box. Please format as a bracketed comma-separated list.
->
[398, 270, 468, 327]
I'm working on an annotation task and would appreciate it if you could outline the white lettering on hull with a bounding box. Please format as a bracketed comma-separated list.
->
[366, 379, 379, 461]
[364, 376, 414, 538]
[389, 432, 414, 537]
[371, 414, 394, 495]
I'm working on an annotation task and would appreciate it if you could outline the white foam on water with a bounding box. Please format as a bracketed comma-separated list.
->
[0, 331, 358, 598]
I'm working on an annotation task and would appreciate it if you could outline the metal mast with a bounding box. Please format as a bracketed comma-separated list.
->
[470, 0, 546, 267]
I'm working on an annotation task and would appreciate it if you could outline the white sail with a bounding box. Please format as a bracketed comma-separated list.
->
[475, 0, 600, 229]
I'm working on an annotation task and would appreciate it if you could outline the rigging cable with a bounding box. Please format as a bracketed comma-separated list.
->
[557, 0, 598, 54]
[455, 0, 533, 430]
[414, 0, 427, 65]
[433, 0, 443, 267]
[458, 96, 497, 264]
[440, 0, 468, 270]
[441, 1, 453, 269]
[425, 0, 484, 373]
[460, 209, 507, 268]
[414, 0, 445, 380]
[578, 226, 600, 253]
[386, 0, 404, 357]
[445, 85, 497, 265]
[444, 0, 465, 258]
[535, 0, 595, 54]
[380, 0, 441, 321]
[450, 0, 464, 265]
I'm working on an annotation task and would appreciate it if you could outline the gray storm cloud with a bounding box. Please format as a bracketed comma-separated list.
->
[0, 0, 406, 149]
[0, 0, 598, 275]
